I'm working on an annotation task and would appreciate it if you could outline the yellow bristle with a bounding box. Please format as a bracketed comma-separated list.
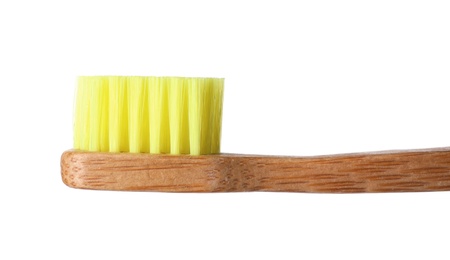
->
[73, 76, 224, 155]
[168, 77, 189, 154]
[128, 76, 149, 153]
[148, 77, 170, 154]
[108, 76, 129, 153]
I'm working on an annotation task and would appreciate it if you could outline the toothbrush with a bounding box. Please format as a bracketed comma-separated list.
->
[61, 76, 450, 193]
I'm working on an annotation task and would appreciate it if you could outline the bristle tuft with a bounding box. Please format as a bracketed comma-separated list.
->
[74, 76, 224, 155]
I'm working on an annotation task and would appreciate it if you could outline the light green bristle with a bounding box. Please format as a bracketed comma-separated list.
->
[73, 76, 224, 155]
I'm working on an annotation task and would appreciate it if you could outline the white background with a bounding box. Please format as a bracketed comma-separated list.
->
[1, 0, 450, 259]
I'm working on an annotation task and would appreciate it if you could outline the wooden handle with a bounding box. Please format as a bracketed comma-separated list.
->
[61, 147, 450, 193]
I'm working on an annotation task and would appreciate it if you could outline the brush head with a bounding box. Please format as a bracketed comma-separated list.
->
[73, 76, 224, 155]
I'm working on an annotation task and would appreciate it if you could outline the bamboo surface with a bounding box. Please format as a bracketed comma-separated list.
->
[61, 147, 450, 193]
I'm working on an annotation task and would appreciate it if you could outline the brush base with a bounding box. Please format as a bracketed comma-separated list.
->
[61, 148, 450, 193]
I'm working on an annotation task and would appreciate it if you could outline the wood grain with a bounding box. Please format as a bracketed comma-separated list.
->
[61, 147, 450, 193]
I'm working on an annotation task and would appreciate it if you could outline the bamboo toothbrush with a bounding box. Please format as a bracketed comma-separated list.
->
[61, 76, 450, 193]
